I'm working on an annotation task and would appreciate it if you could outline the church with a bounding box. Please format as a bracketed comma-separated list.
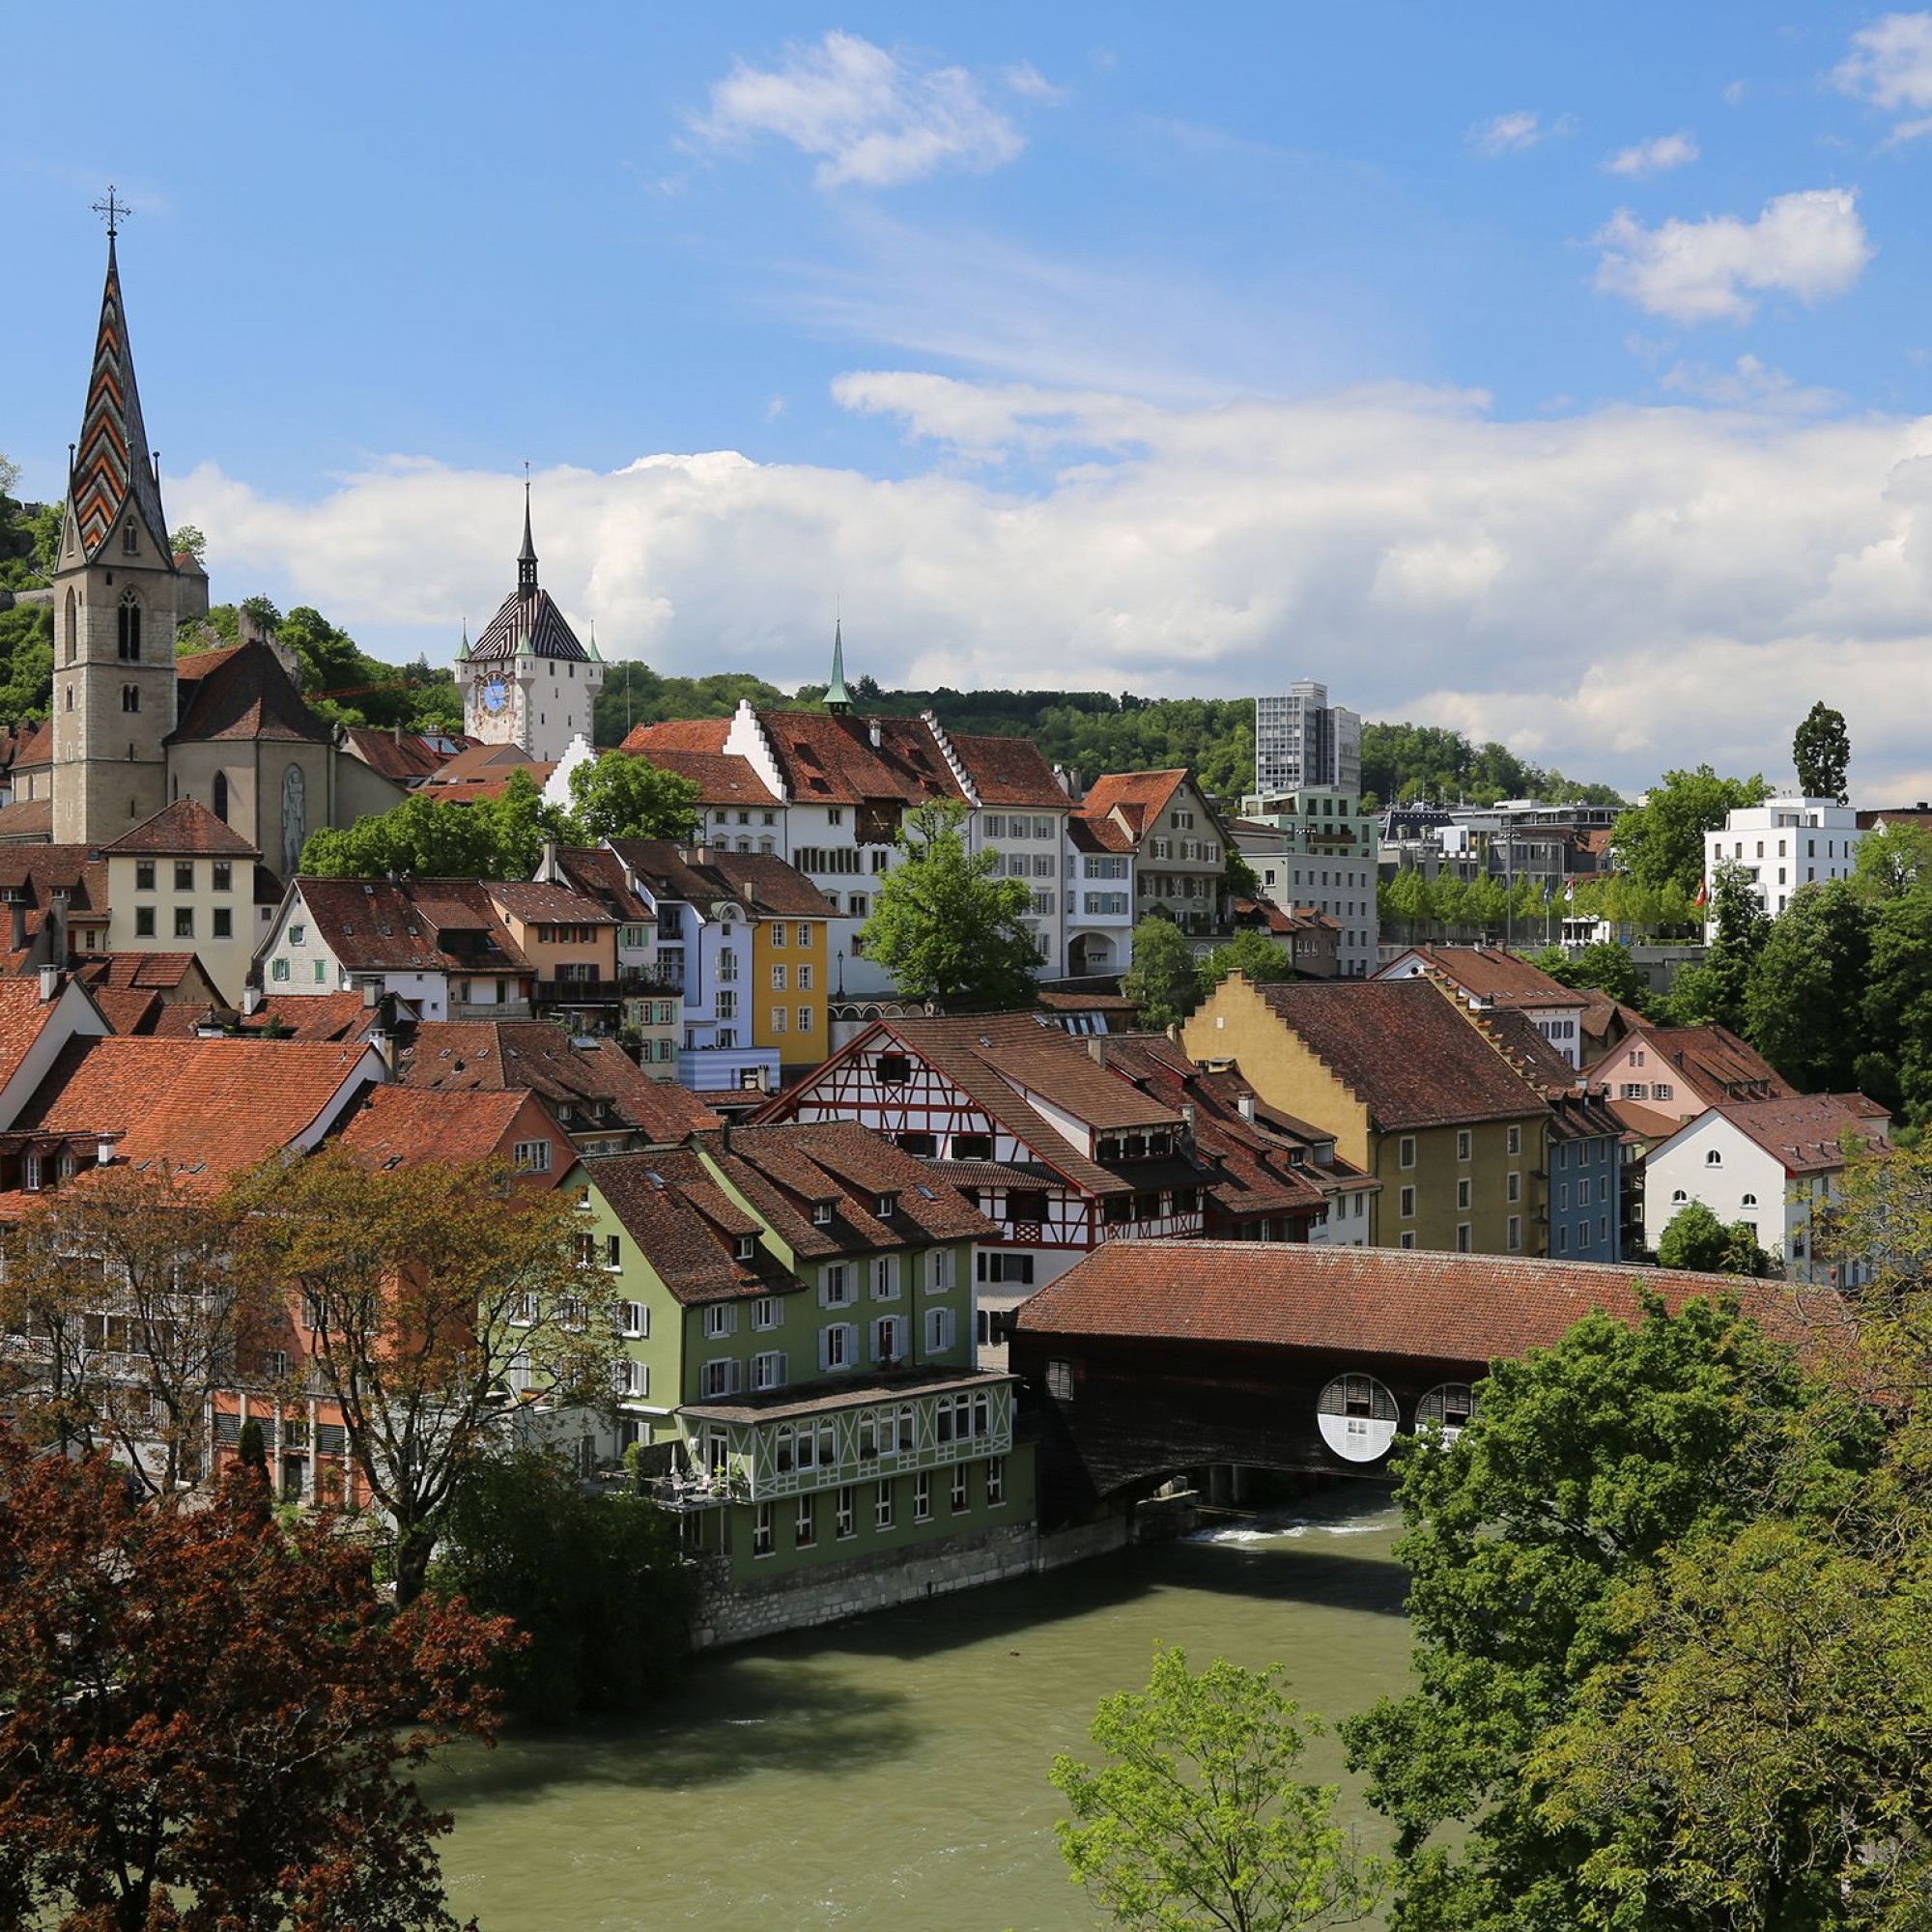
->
[8, 224, 423, 869]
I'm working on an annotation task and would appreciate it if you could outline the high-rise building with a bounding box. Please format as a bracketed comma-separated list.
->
[1253, 682, 1361, 797]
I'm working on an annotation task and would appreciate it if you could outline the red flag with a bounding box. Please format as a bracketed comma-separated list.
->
[1693, 877, 1709, 909]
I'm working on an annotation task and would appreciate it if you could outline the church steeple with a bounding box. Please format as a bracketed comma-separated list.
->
[70, 205, 171, 563]
[825, 616, 853, 715]
[518, 474, 538, 594]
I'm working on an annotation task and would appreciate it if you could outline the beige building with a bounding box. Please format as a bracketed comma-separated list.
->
[100, 800, 260, 1004]
[1075, 769, 1231, 941]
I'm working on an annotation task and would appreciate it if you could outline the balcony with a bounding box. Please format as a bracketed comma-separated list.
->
[535, 978, 626, 1007]
[619, 969, 685, 999]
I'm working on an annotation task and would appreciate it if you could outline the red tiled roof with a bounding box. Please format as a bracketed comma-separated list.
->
[1078, 770, 1190, 844]
[102, 799, 257, 858]
[341, 726, 467, 784]
[170, 640, 332, 747]
[399, 1022, 722, 1141]
[1, 721, 51, 773]
[337, 1086, 539, 1170]
[606, 841, 837, 921]
[1623, 1024, 1796, 1106]
[78, 952, 203, 992]
[1247, 978, 1550, 1131]
[0, 799, 54, 842]
[0, 980, 81, 1097]
[548, 847, 653, 923]
[945, 732, 1067, 810]
[0, 847, 110, 918]
[1610, 1096, 1688, 1143]
[756, 710, 967, 809]
[485, 881, 618, 926]
[622, 719, 733, 755]
[614, 746, 779, 808]
[1013, 1239, 1832, 1362]
[1702, 1094, 1891, 1175]
[591, 1148, 795, 1306]
[293, 877, 530, 975]
[1384, 946, 1580, 1009]
[14, 1037, 378, 1186]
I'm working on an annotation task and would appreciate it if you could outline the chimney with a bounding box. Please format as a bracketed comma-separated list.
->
[95, 1131, 122, 1169]
[362, 981, 380, 1009]
[393, 721, 404, 747]
[1237, 1092, 1256, 1122]
[37, 964, 59, 1003]
[242, 986, 263, 1015]
[868, 720, 882, 750]
[6, 900, 23, 953]
[540, 838, 558, 879]
[1087, 1035, 1108, 1069]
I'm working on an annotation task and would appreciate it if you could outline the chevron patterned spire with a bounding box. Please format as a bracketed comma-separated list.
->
[71, 233, 168, 559]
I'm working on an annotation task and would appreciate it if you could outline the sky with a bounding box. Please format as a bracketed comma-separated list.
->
[6, 2, 1932, 798]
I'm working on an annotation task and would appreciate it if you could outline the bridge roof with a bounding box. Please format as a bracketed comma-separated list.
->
[1012, 1240, 1833, 1365]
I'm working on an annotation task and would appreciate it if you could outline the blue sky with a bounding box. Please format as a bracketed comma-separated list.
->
[7, 4, 1932, 794]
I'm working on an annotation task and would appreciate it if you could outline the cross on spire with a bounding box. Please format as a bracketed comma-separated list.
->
[92, 185, 130, 239]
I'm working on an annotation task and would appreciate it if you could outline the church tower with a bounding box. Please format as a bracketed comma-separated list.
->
[51, 206, 178, 845]
[462, 483, 602, 760]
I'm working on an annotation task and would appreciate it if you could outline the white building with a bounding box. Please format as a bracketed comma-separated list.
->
[1254, 682, 1361, 795]
[1703, 797, 1862, 930]
[1643, 1094, 1889, 1284]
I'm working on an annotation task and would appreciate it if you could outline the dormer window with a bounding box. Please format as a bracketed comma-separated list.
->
[734, 1234, 757, 1262]
[812, 1201, 835, 1227]
[876, 1194, 896, 1218]
[22, 1153, 42, 1192]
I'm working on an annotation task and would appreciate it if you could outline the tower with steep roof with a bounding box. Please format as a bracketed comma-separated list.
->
[50, 220, 179, 844]
[462, 483, 602, 758]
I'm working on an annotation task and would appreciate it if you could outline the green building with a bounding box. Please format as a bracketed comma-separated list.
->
[579, 1122, 1034, 1614]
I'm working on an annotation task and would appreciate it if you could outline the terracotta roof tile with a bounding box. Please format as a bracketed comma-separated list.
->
[548, 847, 654, 923]
[1383, 946, 1580, 1009]
[621, 719, 733, 755]
[337, 1086, 538, 1170]
[613, 745, 779, 808]
[102, 799, 257, 857]
[1701, 1094, 1891, 1175]
[485, 881, 617, 926]
[169, 640, 332, 747]
[0, 800, 54, 842]
[1014, 1238, 1832, 1363]
[0, 981, 81, 1096]
[757, 711, 968, 810]
[606, 841, 837, 921]
[592, 1148, 796, 1306]
[293, 877, 529, 975]
[1078, 770, 1189, 844]
[944, 732, 1068, 810]
[1623, 1024, 1797, 1107]
[341, 726, 467, 783]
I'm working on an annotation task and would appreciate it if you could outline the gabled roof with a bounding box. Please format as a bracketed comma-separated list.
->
[1078, 770, 1190, 844]
[1694, 1094, 1891, 1176]
[697, 1122, 992, 1260]
[1621, 1024, 1797, 1107]
[340, 726, 469, 783]
[1244, 978, 1550, 1131]
[943, 732, 1067, 810]
[548, 846, 654, 923]
[605, 841, 836, 922]
[1384, 945, 1582, 1010]
[592, 1149, 797, 1306]
[398, 1021, 722, 1142]
[102, 798, 257, 858]
[755, 710, 968, 809]
[169, 640, 333, 747]
[0, 800, 54, 844]
[292, 877, 528, 975]
[0, 847, 110, 917]
[13, 1037, 379, 1186]
[621, 719, 732, 756]
[1013, 1239, 1831, 1362]
[336, 1086, 542, 1171]
[484, 880, 617, 927]
[71, 238, 169, 559]
[0, 980, 89, 1101]
[612, 744, 780, 809]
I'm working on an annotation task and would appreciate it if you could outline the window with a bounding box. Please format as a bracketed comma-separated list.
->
[1506, 1171, 1520, 1203]
[117, 591, 141, 657]
[1705, 1149, 1723, 1167]
[699, 1358, 740, 1399]
[820, 1322, 856, 1371]
[212, 908, 232, 939]
[121, 684, 140, 713]
[613, 1359, 649, 1399]
[912, 1471, 933, 1522]
[1507, 1214, 1521, 1251]
[836, 1486, 856, 1538]
[1045, 1358, 1073, 1401]
[769, 921, 786, 947]
[985, 1456, 1007, 1506]
[1456, 1179, 1471, 1210]
[770, 1007, 787, 1035]
[952, 1131, 993, 1161]
[876, 1052, 912, 1085]
[1456, 1129, 1472, 1161]
[821, 1264, 851, 1306]
[1400, 1231, 1416, 1248]
[753, 1503, 774, 1558]
[1398, 1136, 1416, 1169]
[870, 1256, 899, 1299]
[951, 1464, 969, 1512]
[872, 1316, 904, 1364]
[795, 1492, 816, 1548]
[926, 1246, 955, 1293]
[618, 1301, 648, 1339]
[717, 948, 738, 983]
[1506, 1125, 1521, 1156]
[1399, 1185, 1416, 1218]
[770, 964, 787, 991]
[703, 1303, 737, 1339]
[753, 1295, 781, 1330]
[874, 1480, 895, 1530]
[716, 990, 737, 1020]
[977, 1251, 1036, 1285]
[813, 1201, 837, 1228]
[924, 1307, 955, 1353]
[513, 1140, 551, 1173]
[135, 861, 155, 892]
[174, 861, 194, 892]
[752, 1350, 786, 1391]
[1741, 1192, 1758, 1208]
[797, 1006, 813, 1033]
[136, 907, 156, 937]
[173, 908, 193, 938]
[1654, 1083, 1674, 1101]
[1456, 1224, 1471, 1252]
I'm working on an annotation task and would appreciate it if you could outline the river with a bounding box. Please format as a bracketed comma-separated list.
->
[426, 1487, 1411, 1930]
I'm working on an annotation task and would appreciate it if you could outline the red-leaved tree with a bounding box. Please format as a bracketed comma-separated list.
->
[0, 1433, 514, 1931]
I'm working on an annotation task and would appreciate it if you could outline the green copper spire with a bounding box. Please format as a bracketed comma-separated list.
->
[455, 621, 470, 664]
[825, 616, 852, 715]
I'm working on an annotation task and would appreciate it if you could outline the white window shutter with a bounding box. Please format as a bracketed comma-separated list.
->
[818, 1328, 832, 1373]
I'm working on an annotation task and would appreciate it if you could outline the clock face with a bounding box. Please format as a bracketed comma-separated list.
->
[481, 679, 507, 716]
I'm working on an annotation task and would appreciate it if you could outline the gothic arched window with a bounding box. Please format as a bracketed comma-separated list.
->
[118, 592, 142, 662]
[122, 519, 138, 555]
[213, 771, 229, 823]
[64, 589, 78, 666]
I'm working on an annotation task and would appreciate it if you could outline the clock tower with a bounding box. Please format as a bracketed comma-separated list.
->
[461, 484, 602, 757]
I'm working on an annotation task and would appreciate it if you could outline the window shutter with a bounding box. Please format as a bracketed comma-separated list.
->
[818, 1328, 832, 1373]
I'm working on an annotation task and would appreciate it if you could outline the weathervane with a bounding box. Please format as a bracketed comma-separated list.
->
[92, 185, 130, 239]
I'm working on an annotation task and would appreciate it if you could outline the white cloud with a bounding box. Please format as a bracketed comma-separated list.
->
[1003, 62, 1067, 103]
[1834, 13, 1932, 138]
[1468, 111, 1546, 156]
[692, 31, 1029, 187]
[1657, 354, 1843, 413]
[1594, 187, 1874, 324]
[174, 378, 1932, 799]
[1604, 130, 1699, 177]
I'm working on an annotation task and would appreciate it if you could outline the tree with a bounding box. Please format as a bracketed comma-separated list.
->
[431, 1446, 691, 1720]
[1655, 1199, 1774, 1276]
[1664, 861, 1767, 1032]
[232, 1148, 616, 1605]
[1612, 766, 1771, 896]
[168, 523, 208, 564]
[1342, 1293, 1872, 1931]
[1853, 820, 1932, 900]
[0, 1434, 512, 1931]
[0, 1164, 271, 1495]
[1380, 867, 1428, 943]
[1122, 915, 1203, 1031]
[1051, 1645, 1386, 1932]
[1535, 939, 1649, 1011]
[300, 768, 566, 880]
[1792, 699, 1850, 804]
[857, 802, 1040, 1008]
[565, 751, 701, 843]
[1225, 846, 1262, 902]
[1743, 879, 1872, 1093]
[1201, 928, 1296, 994]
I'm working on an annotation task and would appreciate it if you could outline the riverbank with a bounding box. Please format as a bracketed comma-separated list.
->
[425, 1485, 1410, 1931]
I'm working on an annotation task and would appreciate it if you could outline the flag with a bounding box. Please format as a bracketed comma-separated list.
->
[1563, 878, 1576, 905]
[1693, 877, 1709, 909]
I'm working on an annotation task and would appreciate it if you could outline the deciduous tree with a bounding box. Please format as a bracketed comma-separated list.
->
[232, 1149, 615, 1605]
[1744, 878, 1873, 1093]
[1052, 1645, 1386, 1932]
[1200, 928, 1296, 995]
[300, 768, 566, 881]
[1664, 861, 1767, 1032]
[858, 802, 1040, 1008]
[1612, 765, 1771, 896]
[1122, 915, 1203, 1031]
[565, 750, 701, 843]
[0, 1433, 512, 1931]
[1655, 1199, 1773, 1277]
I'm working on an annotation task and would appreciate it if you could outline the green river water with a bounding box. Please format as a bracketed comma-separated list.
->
[426, 1487, 1411, 1931]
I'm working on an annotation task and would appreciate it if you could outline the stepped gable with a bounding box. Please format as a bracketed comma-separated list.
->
[944, 732, 1066, 810]
[592, 1148, 797, 1306]
[71, 237, 168, 557]
[756, 710, 967, 809]
[398, 1019, 721, 1142]
[1013, 1239, 1833, 1361]
[12, 1037, 377, 1187]
[100, 798, 257, 857]
[1254, 978, 1549, 1131]
[170, 639, 332, 746]
[336, 1086, 536, 1170]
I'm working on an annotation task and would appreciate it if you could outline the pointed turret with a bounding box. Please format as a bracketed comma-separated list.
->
[70, 232, 171, 562]
[456, 622, 470, 665]
[518, 479, 538, 594]
[825, 617, 853, 715]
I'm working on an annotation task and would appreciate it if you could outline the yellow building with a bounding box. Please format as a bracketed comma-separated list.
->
[746, 895, 830, 1076]
[1182, 973, 1548, 1255]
